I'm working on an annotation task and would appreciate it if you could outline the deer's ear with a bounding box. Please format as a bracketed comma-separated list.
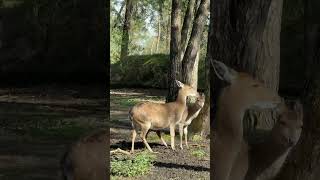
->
[175, 80, 184, 88]
[211, 60, 237, 84]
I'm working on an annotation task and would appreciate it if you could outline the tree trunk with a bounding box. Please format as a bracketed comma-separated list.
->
[209, 0, 277, 172]
[166, 0, 181, 102]
[189, 51, 210, 137]
[120, 0, 133, 61]
[156, 1, 163, 53]
[244, 0, 283, 136]
[275, 1, 320, 179]
[181, 0, 209, 86]
[179, 0, 196, 61]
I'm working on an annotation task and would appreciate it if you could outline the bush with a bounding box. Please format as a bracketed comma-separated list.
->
[110, 54, 206, 89]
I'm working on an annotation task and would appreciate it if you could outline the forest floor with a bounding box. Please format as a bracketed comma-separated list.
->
[110, 88, 210, 180]
[0, 84, 106, 180]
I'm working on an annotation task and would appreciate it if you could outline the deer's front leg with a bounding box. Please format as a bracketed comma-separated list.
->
[183, 126, 189, 149]
[179, 124, 184, 149]
[213, 134, 242, 180]
[170, 124, 175, 150]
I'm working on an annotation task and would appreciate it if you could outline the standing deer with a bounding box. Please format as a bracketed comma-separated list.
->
[60, 129, 107, 180]
[129, 80, 199, 153]
[211, 60, 282, 180]
[243, 101, 303, 180]
[179, 93, 205, 149]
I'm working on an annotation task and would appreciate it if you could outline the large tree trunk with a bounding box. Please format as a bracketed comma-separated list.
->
[166, 0, 181, 102]
[244, 0, 283, 137]
[181, 0, 209, 86]
[209, 0, 278, 173]
[275, 1, 320, 179]
[120, 0, 133, 61]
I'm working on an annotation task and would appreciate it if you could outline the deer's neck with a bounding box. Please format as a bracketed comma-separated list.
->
[176, 91, 187, 106]
[216, 94, 247, 136]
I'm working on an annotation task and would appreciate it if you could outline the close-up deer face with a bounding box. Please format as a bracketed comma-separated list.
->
[211, 60, 281, 110]
[272, 102, 303, 147]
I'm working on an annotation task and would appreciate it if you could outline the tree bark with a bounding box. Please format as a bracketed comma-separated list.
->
[244, 0, 283, 136]
[166, 0, 181, 102]
[120, 0, 133, 61]
[179, 0, 196, 61]
[156, 1, 163, 53]
[209, 0, 277, 172]
[181, 0, 209, 87]
[275, 1, 320, 179]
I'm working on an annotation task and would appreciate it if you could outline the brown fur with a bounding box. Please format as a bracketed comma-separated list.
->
[60, 129, 107, 180]
[129, 80, 199, 153]
[178, 93, 205, 149]
[244, 101, 303, 180]
[211, 60, 282, 180]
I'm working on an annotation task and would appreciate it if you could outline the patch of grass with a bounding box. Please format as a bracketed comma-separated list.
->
[191, 134, 203, 143]
[191, 148, 206, 159]
[147, 132, 171, 142]
[28, 125, 95, 140]
[111, 151, 156, 177]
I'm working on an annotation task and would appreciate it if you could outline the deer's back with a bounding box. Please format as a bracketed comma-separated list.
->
[130, 102, 181, 128]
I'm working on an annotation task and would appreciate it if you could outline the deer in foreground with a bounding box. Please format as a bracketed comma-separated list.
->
[211, 60, 282, 180]
[129, 80, 199, 153]
[178, 93, 205, 149]
[243, 101, 303, 180]
[60, 129, 107, 180]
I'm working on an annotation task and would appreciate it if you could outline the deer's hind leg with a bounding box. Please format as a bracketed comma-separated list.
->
[140, 123, 153, 152]
[156, 130, 168, 147]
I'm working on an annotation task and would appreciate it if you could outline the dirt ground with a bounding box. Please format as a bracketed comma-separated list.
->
[110, 89, 210, 180]
[0, 84, 106, 180]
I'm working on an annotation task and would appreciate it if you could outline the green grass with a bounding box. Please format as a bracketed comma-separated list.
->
[191, 148, 206, 159]
[27, 125, 96, 140]
[191, 134, 203, 143]
[147, 132, 171, 142]
[111, 151, 156, 177]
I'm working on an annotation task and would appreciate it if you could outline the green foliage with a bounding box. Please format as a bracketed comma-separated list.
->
[111, 54, 206, 89]
[111, 54, 169, 88]
[111, 151, 156, 177]
[191, 148, 206, 159]
[191, 134, 203, 143]
[28, 125, 95, 140]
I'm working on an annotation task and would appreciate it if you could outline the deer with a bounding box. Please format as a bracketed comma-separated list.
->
[243, 101, 303, 180]
[129, 80, 199, 153]
[178, 93, 206, 149]
[211, 60, 282, 180]
[60, 129, 107, 180]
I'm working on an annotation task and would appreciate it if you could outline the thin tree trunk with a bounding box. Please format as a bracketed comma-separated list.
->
[179, 0, 196, 61]
[120, 0, 133, 61]
[181, 0, 209, 86]
[113, 1, 125, 28]
[156, 1, 163, 53]
[166, 0, 181, 102]
[275, 1, 320, 179]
